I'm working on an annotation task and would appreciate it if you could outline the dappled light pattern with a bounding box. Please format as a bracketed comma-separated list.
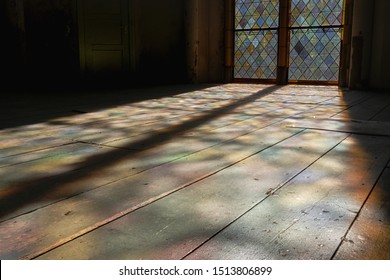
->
[1, 84, 390, 260]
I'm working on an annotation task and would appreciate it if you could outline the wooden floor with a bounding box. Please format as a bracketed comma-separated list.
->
[1, 83, 390, 260]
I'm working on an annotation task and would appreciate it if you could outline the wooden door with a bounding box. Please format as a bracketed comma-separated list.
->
[78, 0, 129, 76]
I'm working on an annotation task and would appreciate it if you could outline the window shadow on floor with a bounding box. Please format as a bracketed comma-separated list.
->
[0, 85, 280, 223]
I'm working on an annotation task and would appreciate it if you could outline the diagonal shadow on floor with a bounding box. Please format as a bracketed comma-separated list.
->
[0, 85, 281, 220]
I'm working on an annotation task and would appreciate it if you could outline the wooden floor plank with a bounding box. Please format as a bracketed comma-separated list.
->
[0, 107, 301, 218]
[0, 87, 274, 155]
[0, 107, 200, 155]
[1, 84, 389, 260]
[0, 117, 282, 221]
[260, 94, 333, 104]
[185, 135, 390, 260]
[1, 84, 218, 127]
[0, 95, 315, 221]
[293, 104, 347, 119]
[33, 130, 348, 260]
[0, 132, 72, 159]
[331, 93, 390, 121]
[0, 143, 135, 220]
[0, 85, 321, 157]
[0, 124, 303, 259]
[371, 104, 390, 122]
[333, 166, 390, 260]
[282, 117, 390, 137]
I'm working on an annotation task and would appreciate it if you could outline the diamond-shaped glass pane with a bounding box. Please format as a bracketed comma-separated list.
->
[234, 1, 279, 80]
[235, 0, 280, 29]
[234, 0, 343, 82]
[291, 0, 344, 27]
[234, 30, 278, 79]
[289, 28, 342, 81]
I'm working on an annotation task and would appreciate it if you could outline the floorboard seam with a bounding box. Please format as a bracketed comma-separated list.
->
[329, 96, 373, 119]
[330, 156, 390, 260]
[23, 130, 305, 260]
[181, 133, 350, 260]
[1, 118, 296, 223]
[289, 127, 390, 137]
[369, 102, 390, 121]
[0, 142, 77, 161]
[0, 143, 81, 169]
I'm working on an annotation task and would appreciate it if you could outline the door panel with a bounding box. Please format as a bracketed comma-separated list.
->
[85, 19, 123, 44]
[85, 0, 121, 13]
[78, 0, 129, 75]
[91, 50, 124, 73]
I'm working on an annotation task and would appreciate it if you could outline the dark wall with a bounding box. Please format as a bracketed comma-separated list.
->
[1, 0, 225, 88]
[132, 0, 187, 85]
[370, 0, 390, 89]
[1, 0, 26, 80]
[23, 0, 79, 83]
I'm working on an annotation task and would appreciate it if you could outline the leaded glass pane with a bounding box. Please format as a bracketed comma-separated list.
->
[291, 0, 344, 27]
[234, 0, 344, 82]
[234, 0, 279, 80]
[234, 30, 278, 79]
[289, 28, 342, 81]
[235, 0, 280, 29]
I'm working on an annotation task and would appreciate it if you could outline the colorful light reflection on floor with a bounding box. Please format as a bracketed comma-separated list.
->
[1, 84, 390, 260]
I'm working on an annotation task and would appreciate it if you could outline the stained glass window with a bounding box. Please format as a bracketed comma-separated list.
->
[234, 0, 280, 80]
[234, 0, 344, 82]
[289, 0, 344, 82]
[235, 0, 280, 29]
[289, 27, 342, 81]
[235, 30, 278, 79]
[290, 0, 344, 27]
